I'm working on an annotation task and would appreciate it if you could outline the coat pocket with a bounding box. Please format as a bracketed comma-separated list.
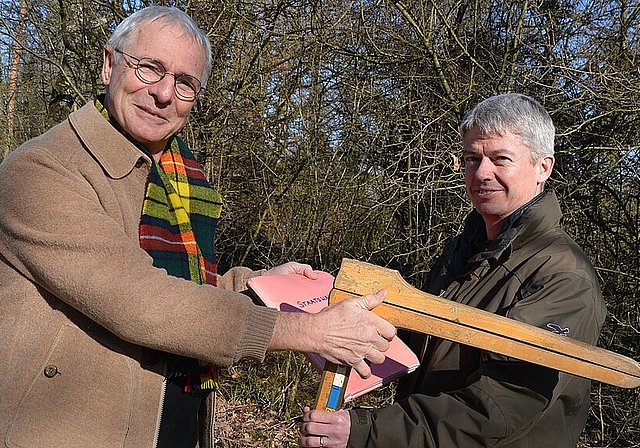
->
[7, 324, 135, 447]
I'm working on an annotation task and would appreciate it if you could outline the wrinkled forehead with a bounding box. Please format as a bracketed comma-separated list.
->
[130, 19, 202, 50]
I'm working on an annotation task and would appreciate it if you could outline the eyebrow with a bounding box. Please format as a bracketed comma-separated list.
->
[463, 147, 517, 156]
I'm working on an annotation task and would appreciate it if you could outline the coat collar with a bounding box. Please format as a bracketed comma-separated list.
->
[464, 190, 562, 266]
[68, 100, 152, 179]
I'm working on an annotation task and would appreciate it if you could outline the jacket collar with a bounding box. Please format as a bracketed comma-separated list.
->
[464, 190, 562, 266]
[68, 99, 152, 179]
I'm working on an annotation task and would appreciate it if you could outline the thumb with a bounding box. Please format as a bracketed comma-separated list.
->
[352, 289, 386, 310]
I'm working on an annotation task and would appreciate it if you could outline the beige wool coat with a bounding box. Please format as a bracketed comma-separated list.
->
[0, 102, 278, 447]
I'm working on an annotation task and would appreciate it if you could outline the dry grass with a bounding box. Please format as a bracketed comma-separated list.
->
[209, 352, 396, 447]
[210, 352, 320, 447]
[211, 393, 300, 447]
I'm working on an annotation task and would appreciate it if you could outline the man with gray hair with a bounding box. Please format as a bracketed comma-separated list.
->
[300, 93, 606, 448]
[0, 6, 395, 447]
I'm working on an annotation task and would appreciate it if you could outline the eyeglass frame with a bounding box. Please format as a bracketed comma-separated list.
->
[113, 48, 203, 101]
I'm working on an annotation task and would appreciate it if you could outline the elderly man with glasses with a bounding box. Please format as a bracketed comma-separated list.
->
[0, 6, 395, 447]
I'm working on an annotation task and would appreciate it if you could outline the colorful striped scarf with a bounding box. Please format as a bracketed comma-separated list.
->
[139, 137, 223, 393]
[95, 97, 223, 393]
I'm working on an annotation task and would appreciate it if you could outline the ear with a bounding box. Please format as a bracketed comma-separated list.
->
[536, 155, 555, 183]
[101, 46, 114, 86]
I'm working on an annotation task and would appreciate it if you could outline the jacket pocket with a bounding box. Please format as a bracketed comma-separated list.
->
[7, 324, 135, 447]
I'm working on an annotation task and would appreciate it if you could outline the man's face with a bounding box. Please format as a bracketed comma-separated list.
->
[463, 125, 554, 238]
[101, 21, 205, 155]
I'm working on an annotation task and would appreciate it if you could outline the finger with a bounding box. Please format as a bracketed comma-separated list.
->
[376, 319, 397, 341]
[352, 289, 386, 310]
[351, 358, 372, 378]
[303, 265, 319, 279]
[299, 421, 328, 444]
[365, 349, 386, 365]
[305, 408, 339, 424]
[299, 435, 325, 448]
[351, 290, 397, 340]
[300, 421, 312, 436]
[372, 336, 391, 353]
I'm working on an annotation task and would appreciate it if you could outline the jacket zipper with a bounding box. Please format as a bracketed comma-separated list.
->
[153, 362, 168, 448]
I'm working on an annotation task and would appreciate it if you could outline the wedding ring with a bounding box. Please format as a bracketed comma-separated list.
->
[319, 436, 324, 448]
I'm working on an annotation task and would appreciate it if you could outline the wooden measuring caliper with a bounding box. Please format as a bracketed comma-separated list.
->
[314, 258, 640, 411]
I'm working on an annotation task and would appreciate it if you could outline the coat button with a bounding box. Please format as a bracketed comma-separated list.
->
[44, 365, 59, 378]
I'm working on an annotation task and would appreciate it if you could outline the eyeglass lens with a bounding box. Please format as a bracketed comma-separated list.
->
[135, 59, 201, 99]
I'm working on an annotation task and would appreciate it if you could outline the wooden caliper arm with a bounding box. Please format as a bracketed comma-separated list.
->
[314, 258, 640, 411]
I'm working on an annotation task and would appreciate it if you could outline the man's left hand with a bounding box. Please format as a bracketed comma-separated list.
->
[266, 261, 319, 279]
[299, 406, 350, 448]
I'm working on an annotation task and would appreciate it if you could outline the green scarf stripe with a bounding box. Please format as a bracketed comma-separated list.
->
[141, 184, 222, 219]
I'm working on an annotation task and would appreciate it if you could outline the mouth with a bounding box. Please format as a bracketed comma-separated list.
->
[473, 187, 502, 197]
[136, 104, 167, 122]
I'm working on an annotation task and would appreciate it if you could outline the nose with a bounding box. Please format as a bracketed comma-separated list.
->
[148, 74, 175, 103]
[470, 157, 494, 181]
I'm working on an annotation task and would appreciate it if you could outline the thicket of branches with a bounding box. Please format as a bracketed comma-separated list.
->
[2, 0, 640, 445]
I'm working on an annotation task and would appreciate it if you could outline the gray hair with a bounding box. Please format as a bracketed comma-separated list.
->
[459, 93, 555, 161]
[106, 5, 212, 89]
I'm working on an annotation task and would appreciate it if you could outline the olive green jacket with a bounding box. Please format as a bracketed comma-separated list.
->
[349, 191, 606, 448]
[0, 102, 277, 447]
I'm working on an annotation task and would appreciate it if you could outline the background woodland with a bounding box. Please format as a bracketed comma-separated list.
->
[2, 0, 640, 445]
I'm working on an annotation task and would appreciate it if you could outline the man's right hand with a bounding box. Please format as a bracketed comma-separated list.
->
[269, 290, 396, 378]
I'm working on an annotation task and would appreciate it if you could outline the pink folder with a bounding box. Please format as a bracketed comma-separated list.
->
[248, 271, 420, 402]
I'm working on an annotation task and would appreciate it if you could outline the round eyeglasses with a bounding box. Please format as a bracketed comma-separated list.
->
[114, 49, 203, 101]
